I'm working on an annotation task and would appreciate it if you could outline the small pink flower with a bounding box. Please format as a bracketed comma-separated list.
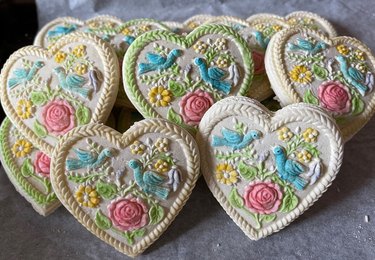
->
[41, 99, 75, 136]
[243, 180, 283, 214]
[252, 51, 265, 75]
[179, 90, 214, 125]
[318, 81, 351, 116]
[108, 197, 148, 231]
[34, 151, 51, 178]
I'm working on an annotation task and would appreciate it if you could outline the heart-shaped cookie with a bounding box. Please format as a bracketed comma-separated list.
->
[0, 118, 60, 216]
[197, 96, 343, 240]
[0, 32, 119, 156]
[183, 14, 214, 32]
[50, 119, 200, 257]
[265, 27, 375, 141]
[123, 24, 254, 133]
[34, 16, 171, 108]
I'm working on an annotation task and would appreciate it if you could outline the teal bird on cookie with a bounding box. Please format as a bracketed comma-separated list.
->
[66, 148, 116, 171]
[194, 57, 232, 94]
[287, 38, 327, 55]
[47, 24, 77, 38]
[53, 67, 92, 99]
[138, 48, 182, 74]
[252, 31, 270, 50]
[8, 61, 44, 89]
[212, 128, 261, 150]
[128, 159, 170, 200]
[272, 145, 308, 191]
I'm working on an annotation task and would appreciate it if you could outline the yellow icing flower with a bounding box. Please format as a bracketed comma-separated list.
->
[130, 140, 146, 155]
[302, 128, 319, 143]
[287, 18, 297, 25]
[277, 127, 294, 141]
[290, 65, 312, 84]
[254, 23, 266, 31]
[215, 163, 238, 185]
[214, 38, 227, 50]
[303, 18, 313, 24]
[148, 86, 172, 107]
[154, 159, 169, 173]
[273, 25, 282, 32]
[355, 49, 365, 61]
[336, 44, 349, 55]
[88, 21, 99, 28]
[155, 138, 169, 152]
[105, 22, 116, 28]
[216, 56, 228, 68]
[297, 150, 312, 164]
[54, 51, 67, 63]
[139, 25, 151, 32]
[356, 63, 366, 73]
[193, 40, 208, 54]
[121, 27, 133, 35]
[187, 21, 198, 29]
[72, 45, 86, 57]
[12, 139, 33, 158]
[75, 185, 100, 208]
[16, 99, 32, 119]
[74, 64, 88, 75]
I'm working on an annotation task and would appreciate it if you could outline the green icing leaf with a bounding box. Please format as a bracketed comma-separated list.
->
[351, 96, 365, 116]
[33, 120, 47, 138]
[167, 107, 183, 125]
[96, 182, 117, 199]
[76, 105, 91, 125]
[95, 210, 112, 230]
[238, 161, 257, 181]
[149, 204, 164, 225]
[132, 228, 145, 237]
[261, 214, 276, 222]
[123, 232, 134, 245]
[312, 63, 328, 80]
[168, 80, 186, 97]
[280, 192, 298, 213]
[228, 187, 244, 209]
[303, 89, 319, 105]
[30, 91, 48, 106]
[21, 158, 34, 177]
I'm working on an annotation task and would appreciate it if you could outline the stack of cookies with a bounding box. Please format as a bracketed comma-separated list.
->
[0, 11, 373, 257]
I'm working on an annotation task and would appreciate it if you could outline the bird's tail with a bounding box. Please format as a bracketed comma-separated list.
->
[287, 43, 299, 52]
[152, 186, 170, 200]
[216, 81, 231, 94]
[138, 63, 155, 74]
[66, 158, 85, 171]
[7, 78, 20, 89]
[72, 86, 92, 99]
[292, 176, 308, 191]
[211, 136, 227, 147]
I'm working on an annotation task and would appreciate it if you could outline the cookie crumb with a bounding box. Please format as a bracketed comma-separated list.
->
[217, 243, 220, 247]
[365, 215, 369, 223]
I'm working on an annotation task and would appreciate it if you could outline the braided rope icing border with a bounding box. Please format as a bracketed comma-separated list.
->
[0, 118, 60, 216]
[50, 119, 200, 257]
[268, 27, 375, 141]
[197, 96, 344, 240]
[0, 32, 119, 156]
[123, 23, 254, 119]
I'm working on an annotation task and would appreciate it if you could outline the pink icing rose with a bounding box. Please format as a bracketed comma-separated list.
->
[179, 90, 214, 125]
[318, 81, 351, 115]
[34, 151, 51, 178]
[108, 197, 148, 231]
[243, 180, 283, 215]
[252, 51, 265, 75]
[42, 99, 75, 136]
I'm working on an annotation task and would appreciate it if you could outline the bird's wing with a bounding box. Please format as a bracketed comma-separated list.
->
[74, 148, 94, 162]
[285, 159, 305, 176]
[296, 38, 313, 50]
[146, 52, 166, 65]
[221, 128, 242, 144]
[348, 67, 365, 82]
[13, 68, 28, 79]
[66, 74, 87, 87]
[208, 67, 225, 80]
[144, 171, 165, 186]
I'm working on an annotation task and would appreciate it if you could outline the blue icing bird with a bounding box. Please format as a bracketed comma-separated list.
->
[252, 31, 270, 50]
[138, 49, 182, 74]
[211, 128, 261, 150]
[194, 57, 232, 94]
[335, 55, 370, 96]
[47, 24, 77, 38]
[272, 145, 308, 191]
[53, 67, 92, 99]
[123, 35, 135, 46]
[128, 159, 170, 200]
[287, 38, 328, 55]
[8, 61, 44, 89]
[66, 148, 116, 171]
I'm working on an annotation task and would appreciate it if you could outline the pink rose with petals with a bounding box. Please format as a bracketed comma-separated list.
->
[243, 180, 283, 214]
[42, 99, 75, 136]
[318, 81, 351, 115]
[34, 151, 51, 178]
[108, 197, 148, 231]
[252, 51, 265, 75]
[179, 90, 214, 125]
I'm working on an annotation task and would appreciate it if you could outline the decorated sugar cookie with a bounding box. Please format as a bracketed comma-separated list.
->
[0, 32, 119, 155]
[163, 21, 190, 35]
[197, 96, 343, 240]
[265, 27, 375, 141]
[123, 24, 254, 134]
[0, 118, 60, 216]
[183, 14, 214, 32]
[50, 120, 200, 257]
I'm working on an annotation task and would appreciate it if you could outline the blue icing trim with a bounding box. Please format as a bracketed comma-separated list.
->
[66, 147, 116, 171]
[47, 24, 77, 38]
[252, 31, 270, 50]
[287, 38, 327, 55]
[123, 35, 135, 46]
[138, 49, 182, 74]
[211, 127, 261, 150]
[53, 67, 92, 99]
[8, 61, 44, 89]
